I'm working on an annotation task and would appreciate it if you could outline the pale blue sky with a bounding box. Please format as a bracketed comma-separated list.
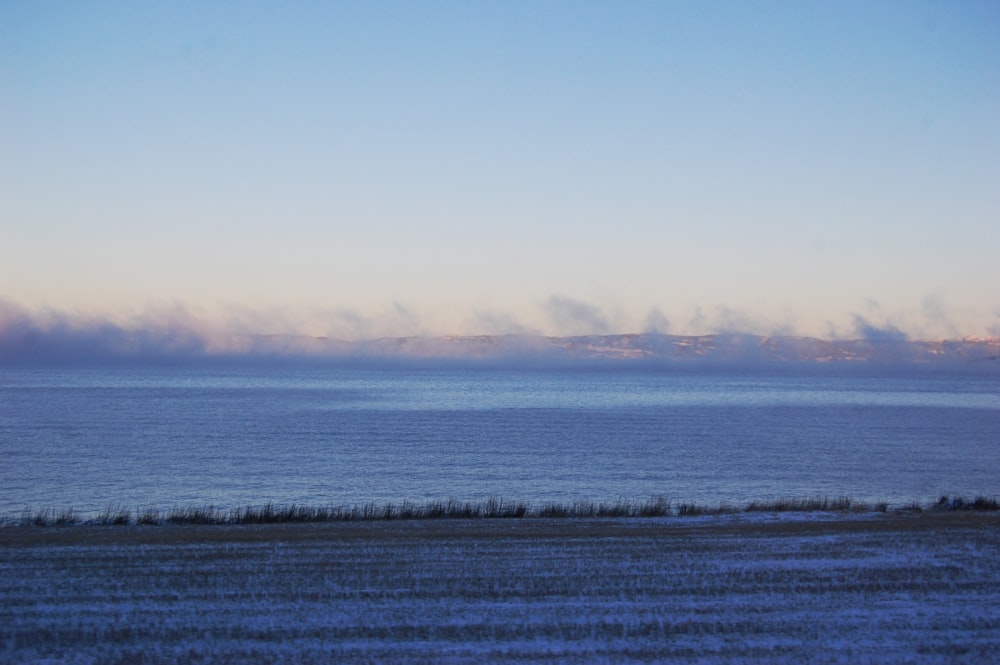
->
[2, 1, 998, 339]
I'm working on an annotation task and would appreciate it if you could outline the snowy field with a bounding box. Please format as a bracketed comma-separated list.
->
[2, 512, 999, 664]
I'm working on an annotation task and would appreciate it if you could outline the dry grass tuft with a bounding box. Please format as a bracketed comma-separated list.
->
[6, 495, 995, 527]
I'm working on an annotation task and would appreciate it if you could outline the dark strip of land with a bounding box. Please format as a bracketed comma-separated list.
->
[2, 510, 997, 548]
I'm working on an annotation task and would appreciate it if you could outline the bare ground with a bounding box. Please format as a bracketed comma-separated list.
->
[2, 512, 999, 663]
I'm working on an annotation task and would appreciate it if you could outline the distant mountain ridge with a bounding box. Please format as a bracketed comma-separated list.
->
[4, 324, 999, 367]
[243, 332, 1000, 366]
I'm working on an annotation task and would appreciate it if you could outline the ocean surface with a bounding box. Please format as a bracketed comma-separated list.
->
[2, 365, 998, 518]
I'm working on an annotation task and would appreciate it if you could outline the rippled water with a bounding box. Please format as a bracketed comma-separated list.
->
[2, 365, 998, 516]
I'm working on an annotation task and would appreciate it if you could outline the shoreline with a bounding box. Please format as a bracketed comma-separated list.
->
[3, 494, 997, 531]
[3, 508, 997, 548]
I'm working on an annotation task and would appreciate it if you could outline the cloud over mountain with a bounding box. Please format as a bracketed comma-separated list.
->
[543, 296, 611, 336]
[2, 300, 997, 370]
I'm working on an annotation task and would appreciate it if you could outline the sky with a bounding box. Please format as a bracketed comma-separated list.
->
[2, 1, 999, 342]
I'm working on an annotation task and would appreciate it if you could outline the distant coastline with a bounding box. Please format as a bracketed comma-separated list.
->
[3, 329, 999, 368]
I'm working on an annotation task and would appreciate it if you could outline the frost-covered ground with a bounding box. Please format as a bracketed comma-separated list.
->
[2, 513, 998, 664]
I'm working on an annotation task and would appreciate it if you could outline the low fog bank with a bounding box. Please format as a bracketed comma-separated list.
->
[1, 303, 997, 372]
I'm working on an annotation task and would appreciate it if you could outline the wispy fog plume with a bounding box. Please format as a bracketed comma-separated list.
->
[644, 307, 670, 334]
[388, 301, 422, 336]
[921, 295, 959, 339]
[688, 307, 708, 335]
[314, 302, 425, 340]
[844, 299, 910, 341]
[543, 296, 610, 336]
[470, 309, 535, 336]
[687, 305, 792, 337]
[851, 314, 909, 342]
[714, 306, 756, 334]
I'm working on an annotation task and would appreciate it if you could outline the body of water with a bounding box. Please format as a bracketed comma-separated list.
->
[2, 365, 998, 517]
